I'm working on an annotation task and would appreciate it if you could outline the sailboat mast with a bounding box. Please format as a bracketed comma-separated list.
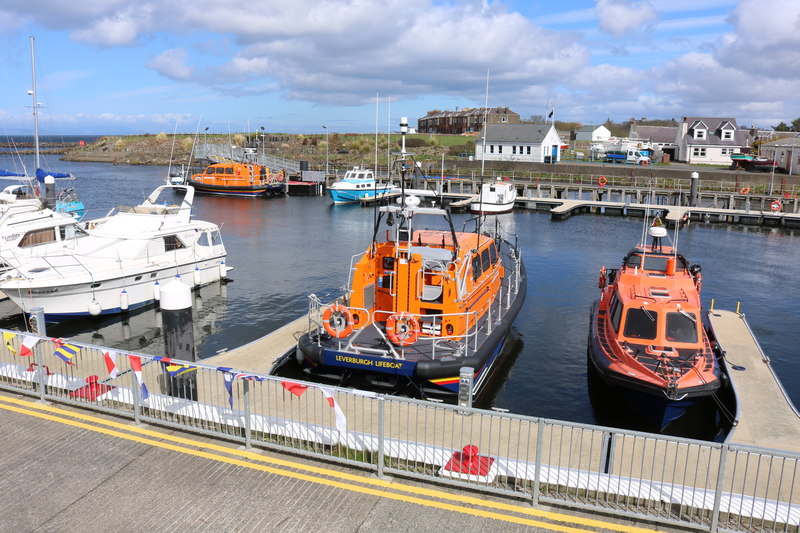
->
[480, 69, 489, 177]
[29, 36, 41, 173]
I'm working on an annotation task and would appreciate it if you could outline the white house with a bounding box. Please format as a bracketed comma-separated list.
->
[674, 117, 753, 165]
[475, 124, 562, 163]
[575, 125, 611, 142]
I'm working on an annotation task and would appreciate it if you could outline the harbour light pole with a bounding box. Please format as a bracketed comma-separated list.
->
[323, 125, 329, 177]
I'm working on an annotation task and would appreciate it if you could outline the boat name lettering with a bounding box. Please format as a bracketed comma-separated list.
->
[335, 355, 374, 366]
[3, 233, 21, 242]
[334, 355, 404, 369]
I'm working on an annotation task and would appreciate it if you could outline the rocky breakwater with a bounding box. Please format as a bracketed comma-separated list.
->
[63, 134, 194, 165]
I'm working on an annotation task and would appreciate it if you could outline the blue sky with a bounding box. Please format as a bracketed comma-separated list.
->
[0, 0, 798, 135]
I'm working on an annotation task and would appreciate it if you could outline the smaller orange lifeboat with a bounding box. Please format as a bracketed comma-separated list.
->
[188, 161, 286, 197]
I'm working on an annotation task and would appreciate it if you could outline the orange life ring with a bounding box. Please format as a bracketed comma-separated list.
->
[771, 200, 781, 212]
[598, 176, 607, 187]
[277, 169, 285, 182]
[640, 160, 649, 167]
[385, 312, 420, 346]
[740, 187, 750, 195]
[322, 304, 353, 338]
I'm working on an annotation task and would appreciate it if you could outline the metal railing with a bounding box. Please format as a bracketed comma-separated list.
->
[194, 144, 301, 173]
[0, 329, 798, 533]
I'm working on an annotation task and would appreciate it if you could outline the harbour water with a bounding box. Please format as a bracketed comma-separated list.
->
[1, 155, 799, 439]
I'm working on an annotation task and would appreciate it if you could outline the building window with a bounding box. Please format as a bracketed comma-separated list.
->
[526, 146, 531, 155]
[498, 145, 503, 154]
[722, 130, 733, 140]
[501, 116, 507, 123]
[512, 146, 516, 154]
[721, 148, 731, 155]
[489, 145, 494, 154]
[694, 130, 706, 140]
[692, 147, 706, 157]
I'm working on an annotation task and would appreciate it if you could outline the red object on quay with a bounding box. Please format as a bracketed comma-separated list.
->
[70, 375, 114, 401]
[443, 445, 495, 476]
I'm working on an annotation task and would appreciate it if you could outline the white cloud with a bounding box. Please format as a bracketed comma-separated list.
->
[147, 48, 193, 80]
[714, 0, 800, 79]
[596, 0, 658, 36]
[71, 5, 153, 46]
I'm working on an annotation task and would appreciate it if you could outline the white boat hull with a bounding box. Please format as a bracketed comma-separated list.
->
[2, 257, 228, 319]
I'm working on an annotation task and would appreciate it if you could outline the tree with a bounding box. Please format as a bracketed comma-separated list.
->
[792, 117, 800, 132]
[773, 121, 791, 132]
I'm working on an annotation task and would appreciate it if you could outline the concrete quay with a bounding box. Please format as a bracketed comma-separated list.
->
[0, 391, 672, 533]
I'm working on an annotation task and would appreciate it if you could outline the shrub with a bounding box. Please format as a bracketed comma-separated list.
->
[180, 137, 194, 152]
[156, 132, 168, 142]
[233, 133, 246, 146]
[114, 138, 126, 151]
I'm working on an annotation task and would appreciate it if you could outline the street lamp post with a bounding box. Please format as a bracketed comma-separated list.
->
[323, 125, 329, 177]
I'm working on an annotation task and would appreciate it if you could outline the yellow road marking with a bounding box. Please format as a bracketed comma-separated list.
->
[0, 393, 660, 533]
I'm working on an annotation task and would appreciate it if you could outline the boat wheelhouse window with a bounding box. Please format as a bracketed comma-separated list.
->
[205, 167, 216, 174]
[210, 230, 222, 246]
[489, 242, 497, 265]
[610, 295, 623, 332]
[164, 235, 185, 251]
[623, 307, 658, 340]
[224, 167, 234, 174]
[472, 253, 481, 280]
[59, 224, 79, 241]
[20, 227, 57, 247]
[480, 248, 491, 272]
[665, 312, 698, 343]
[197, 232, 210, 246]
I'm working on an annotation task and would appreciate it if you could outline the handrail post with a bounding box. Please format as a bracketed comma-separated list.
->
[710, 444, 729, 533]
[244, 379, 252, 449]
[34, 340, 46, 403]
[533, 418, 544, 505]
[377, 397, 385, 478]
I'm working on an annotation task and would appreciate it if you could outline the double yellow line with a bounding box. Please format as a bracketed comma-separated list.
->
[0, 393, 658, 532]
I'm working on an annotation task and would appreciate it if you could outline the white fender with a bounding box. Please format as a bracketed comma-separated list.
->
[120, 289, 129, 311]
[88, 300, 102, 316]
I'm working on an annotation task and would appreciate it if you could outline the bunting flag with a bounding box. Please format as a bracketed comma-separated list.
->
[223, 372, 235, 409]
[165, 363, 196, 377]
[53, 343, 80, 366]
[3, 332, 17, 355]
[104, 351, 118, 379]
[281, 380, 309, 397]
[129, 355, 149, 400]
[19, 336, 39, 357]
[319, 386, 347, 433]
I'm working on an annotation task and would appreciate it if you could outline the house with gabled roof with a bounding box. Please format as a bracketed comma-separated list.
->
[574, 125, 611, 142]
[674, 117, 753, 165]
[475, 123, 562, 163]
[629, 124, 678, 160]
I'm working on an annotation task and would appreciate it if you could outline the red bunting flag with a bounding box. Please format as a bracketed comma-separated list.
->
[280, 380, 309, 397]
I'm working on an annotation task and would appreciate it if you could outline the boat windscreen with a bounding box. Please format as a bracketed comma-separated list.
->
[665, 312, 698, 343]
[623, 307, 658, 340]
[626, 254, 686, 272]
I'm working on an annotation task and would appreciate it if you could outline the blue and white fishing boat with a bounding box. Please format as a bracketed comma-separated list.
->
[328, 166, 399, 204]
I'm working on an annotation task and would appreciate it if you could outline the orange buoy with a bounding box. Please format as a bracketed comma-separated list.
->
[740, 186, 750, 195]
[385, 312, 420, 346]
[598, 176, 607, 187]
[322, 304, 353, 338]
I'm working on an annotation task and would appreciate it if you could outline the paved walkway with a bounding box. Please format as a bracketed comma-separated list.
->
[0, 391, 676, 533]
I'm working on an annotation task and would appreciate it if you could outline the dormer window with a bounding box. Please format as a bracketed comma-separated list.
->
[694, 129, 706, 140]
[722, 130, 733, 140]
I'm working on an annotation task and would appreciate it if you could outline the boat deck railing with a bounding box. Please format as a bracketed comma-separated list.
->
[0, 327, 798, 533]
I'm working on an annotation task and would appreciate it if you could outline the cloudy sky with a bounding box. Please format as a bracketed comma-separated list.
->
[0, 0, 798, 135]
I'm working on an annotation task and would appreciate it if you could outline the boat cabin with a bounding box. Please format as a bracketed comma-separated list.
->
[345, 204, 503, 340]
[603, 245, 704, 351]
[192, 163, 281, 186]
